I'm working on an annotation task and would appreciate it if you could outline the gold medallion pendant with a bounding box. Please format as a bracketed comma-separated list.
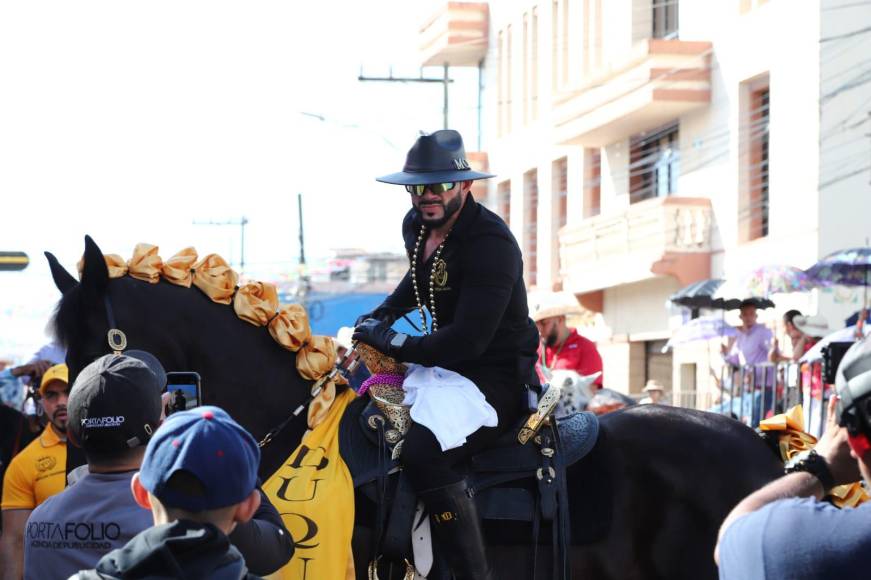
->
[432, 259, 448, 287]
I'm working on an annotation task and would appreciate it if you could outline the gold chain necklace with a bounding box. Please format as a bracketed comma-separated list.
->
[411, 224, 449, 335]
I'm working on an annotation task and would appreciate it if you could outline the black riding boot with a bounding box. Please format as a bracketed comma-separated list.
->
[420, 480, 493, 580]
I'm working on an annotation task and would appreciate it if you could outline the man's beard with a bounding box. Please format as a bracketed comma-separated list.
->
[50, 406, 68, 433]
[416, 194, 463, 228]
[545, 328, 560, 347]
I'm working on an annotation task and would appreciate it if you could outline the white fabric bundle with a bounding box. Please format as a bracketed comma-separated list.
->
[402, 364, 498, 451]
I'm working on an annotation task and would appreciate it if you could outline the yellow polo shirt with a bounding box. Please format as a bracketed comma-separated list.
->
[1, 426, 66, 510]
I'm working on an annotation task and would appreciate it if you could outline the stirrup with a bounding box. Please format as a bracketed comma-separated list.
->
[368, 556, 416, 580]
[517, 382, 562, 445]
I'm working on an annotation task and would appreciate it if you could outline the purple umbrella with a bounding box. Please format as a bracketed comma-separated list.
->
[663, 316, 738, 352]
[807, 247, 871, 290]
[807, 247, 871, 312]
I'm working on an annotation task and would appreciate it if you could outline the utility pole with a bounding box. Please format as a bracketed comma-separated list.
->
[358, 64, 454, 129]
[192, 217, 249, 274]
[297, 193, 305, 265]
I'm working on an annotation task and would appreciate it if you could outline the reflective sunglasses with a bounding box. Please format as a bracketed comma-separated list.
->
[404, 182, 457, 196]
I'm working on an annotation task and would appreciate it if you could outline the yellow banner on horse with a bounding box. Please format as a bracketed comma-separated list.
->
[265, 388, 356, 580]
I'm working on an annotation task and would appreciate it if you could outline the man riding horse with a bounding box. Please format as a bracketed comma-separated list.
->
[352, 129, 540, 580]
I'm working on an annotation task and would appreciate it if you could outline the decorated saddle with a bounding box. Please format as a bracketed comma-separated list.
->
[339, 344, 599, 579]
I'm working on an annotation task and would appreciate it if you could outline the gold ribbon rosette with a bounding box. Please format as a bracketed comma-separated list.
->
[760, 405, 869, 508]
[127, 243, 164, 283]
[87, 244, 344, 430]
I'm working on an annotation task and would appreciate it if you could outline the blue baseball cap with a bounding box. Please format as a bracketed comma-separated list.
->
[139, 406, 260, 512]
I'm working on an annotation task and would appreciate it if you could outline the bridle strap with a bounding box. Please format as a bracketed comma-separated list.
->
[104, 294, 128, 354]
[104, 295, 118, 331]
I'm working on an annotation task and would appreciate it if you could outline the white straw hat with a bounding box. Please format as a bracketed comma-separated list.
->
[528, 291, 584, 322]
[643, 379, 665, 392]
[793, 315, 832, 338]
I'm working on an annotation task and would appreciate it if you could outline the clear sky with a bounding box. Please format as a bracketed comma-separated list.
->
[0, 0, 481, 358]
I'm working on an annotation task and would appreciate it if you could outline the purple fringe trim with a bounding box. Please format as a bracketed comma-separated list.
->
[357, 372, 405, 396]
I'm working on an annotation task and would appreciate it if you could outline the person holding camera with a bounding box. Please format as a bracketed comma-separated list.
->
[21, 352, 293, 579]
[715, 336, 871, 578]
[0, 363, 70, 580]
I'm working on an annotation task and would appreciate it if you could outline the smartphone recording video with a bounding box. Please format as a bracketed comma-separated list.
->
[165, 371, 202, 416]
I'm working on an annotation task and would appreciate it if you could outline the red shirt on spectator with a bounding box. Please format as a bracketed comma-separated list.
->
[538, 329, 604, 387]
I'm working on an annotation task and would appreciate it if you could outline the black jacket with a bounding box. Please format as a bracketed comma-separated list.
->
[377, 196, 540, 398]
[228, 488, 294, 575]
[71, 520, 262, 580]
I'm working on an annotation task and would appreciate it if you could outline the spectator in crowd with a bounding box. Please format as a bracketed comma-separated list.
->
[0, 360, 53, 411]
[530, 291, 604, 388]
[0, 364, 70, 580]
[72, 406, 265, 579]
[639, 380, 668, 405]
[715, 337, 871, 579]
[22, 354, 162, 580]
[24, 352, 293, 579]
[0, 362, 52, 528]
[770, 310, 824, 363]
[721, 301, 774, 368]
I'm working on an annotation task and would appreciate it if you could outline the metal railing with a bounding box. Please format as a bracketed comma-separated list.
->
[714, 361, 829, 437]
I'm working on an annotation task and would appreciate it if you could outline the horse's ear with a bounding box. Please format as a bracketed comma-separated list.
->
[80, 235, 109, 295]
[44, 252, 77, 294]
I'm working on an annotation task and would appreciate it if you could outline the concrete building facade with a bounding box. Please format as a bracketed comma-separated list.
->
[417, 0, 871, 405]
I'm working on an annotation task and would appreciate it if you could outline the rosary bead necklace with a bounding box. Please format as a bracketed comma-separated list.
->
[411, 224, 449, 335]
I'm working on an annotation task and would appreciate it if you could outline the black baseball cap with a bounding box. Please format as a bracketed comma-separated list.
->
[68, 353, 164, 453]
[125, 349, 167, 389]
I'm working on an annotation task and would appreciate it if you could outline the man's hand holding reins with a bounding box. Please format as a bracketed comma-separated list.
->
[353, 318, 406, 358]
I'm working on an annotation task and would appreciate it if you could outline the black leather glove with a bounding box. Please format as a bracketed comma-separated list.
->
[353, 318, 406, 357]
[355, 305, 402, 328]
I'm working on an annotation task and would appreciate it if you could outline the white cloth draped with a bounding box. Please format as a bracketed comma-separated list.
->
[402, 364, 498, 451]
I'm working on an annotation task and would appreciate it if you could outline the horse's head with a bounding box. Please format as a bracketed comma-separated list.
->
[48, 236, 190, 383]
[47, 236, 115, 381]
[47, 236, 314, 477]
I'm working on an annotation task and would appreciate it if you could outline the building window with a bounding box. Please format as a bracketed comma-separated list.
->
[584, 148, 601, 217]
[551, 0, 559, 92]
[553, 157, 568, 228]
[552, 0, 569, 90]
[524, 169, 538, 287]
[497, 30, 504, 137]
[497, 180, 511, 226]
[740, 77, 770, 241]
[583, 0, 602, 77]
[506, 24, 513, 134]
[531, 7, 539, 121]
[521, 10, 540, 124]
[629, 123, 679, 204]
[653, 0, 679, 39]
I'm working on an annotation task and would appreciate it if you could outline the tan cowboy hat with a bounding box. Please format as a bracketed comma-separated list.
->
[793, 315, 832, 338]
[643, 379, 665, 393]
[528, 291, 584, 322]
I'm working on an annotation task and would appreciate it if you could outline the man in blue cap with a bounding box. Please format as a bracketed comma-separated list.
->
[353, 129, 540, 579]
[73, 405, 263, 579]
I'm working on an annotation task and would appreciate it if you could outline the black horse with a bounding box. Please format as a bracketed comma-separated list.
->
[48, 237, 783, 579]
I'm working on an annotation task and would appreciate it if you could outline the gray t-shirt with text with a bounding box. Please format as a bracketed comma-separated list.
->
[23, 470, 153, 580]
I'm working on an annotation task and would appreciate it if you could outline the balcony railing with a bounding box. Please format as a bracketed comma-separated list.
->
[418, 2, 489, 67]
[559, 196, 712, 294]
[553, 39, 712, 146]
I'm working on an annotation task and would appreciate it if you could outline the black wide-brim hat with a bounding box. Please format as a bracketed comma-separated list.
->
[376, 129, 495, 185]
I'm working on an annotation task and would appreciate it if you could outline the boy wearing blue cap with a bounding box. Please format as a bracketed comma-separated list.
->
[72, 406, 264, 580]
